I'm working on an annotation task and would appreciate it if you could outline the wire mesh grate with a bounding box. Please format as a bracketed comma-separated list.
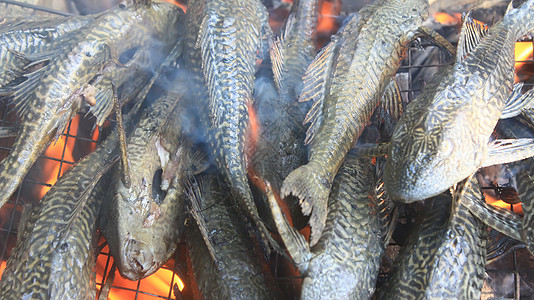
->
[0, 1, 534, 299]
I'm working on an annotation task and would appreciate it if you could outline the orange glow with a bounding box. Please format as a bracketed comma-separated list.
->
[161, 0, 186, 12]
[317, 0, 341, 47]
[515, 41, 533, 82]
[0, 260, 6, 279]
[433, 12, 462, 26]
[246, 102, 260, 160]
[95, 238, 185, 300]
[36, 116, 80, 199]
[484, 191, 523, 215]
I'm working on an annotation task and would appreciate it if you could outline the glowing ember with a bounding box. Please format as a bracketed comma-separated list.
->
[484, 192, 523, 215]
[515, 41, 534, 83]
[433, 12, 461, 26]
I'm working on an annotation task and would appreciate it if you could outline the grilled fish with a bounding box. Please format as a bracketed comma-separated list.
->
[385, 3, 534, 202]
[194, 0, 284, 253]
[0, 1, 184, 210]
[186, 173, 276, 300]
[101, 73, 197, 280]
[0, 15, 94, 87]
[0, 101, 142, 299]
[250, 0, 317, 229]
[268, 152, 395, 299]
[377, 177, 487, 299]
[281, 0, 441, 244]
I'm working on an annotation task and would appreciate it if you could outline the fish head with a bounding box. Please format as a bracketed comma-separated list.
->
[385, 108, 479, 202]
[105, 138, 186, 280]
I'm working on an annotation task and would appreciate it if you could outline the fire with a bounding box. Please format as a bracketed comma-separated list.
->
[484, 191, 523, 215]
[247, 102, 260, 159]
[515, 41, 534, 83]
[433, 12, 462, 26]
[35, 116, 80, 199]
[95, 239, 184, 300]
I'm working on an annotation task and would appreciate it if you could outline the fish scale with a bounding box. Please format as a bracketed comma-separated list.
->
[0, 101, 141, 299]
[0, 1, 184, 210]
[386, 1, 534, 202]
[282, 0, 429, 245]
[196, 0, 282, 253]
[377, 180, 487, 299]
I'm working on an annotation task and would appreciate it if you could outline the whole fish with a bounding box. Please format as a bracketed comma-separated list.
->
[250, 0, 317, 229]
[377, 178, 487, 299]
[268, 153, 395, 299]
[186, 173, 276, 300]
[385, 3, 534, 203]
[195, 0, 283, 253]
[0, 0, 184, 210]
[281, 0, 449, 244]
[0, 100, 142, 299]
[0, 15, 94, 87]
[101, 74, 197, 280]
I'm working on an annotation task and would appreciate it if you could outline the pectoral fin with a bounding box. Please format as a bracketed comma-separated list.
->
[379, 78, 403, 121]
[483, 138, 534, 167]
[501, 83, 534, 119]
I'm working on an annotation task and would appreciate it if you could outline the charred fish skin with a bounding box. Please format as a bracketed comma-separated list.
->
[197, 0, 281, 252]
[0, 1, 184, 210]
[101, 77, 191, 281]
[377, 181, 487, 300]
[187, 173, 275, 300]
[385, 2, 534, 203]
[282, 0, 430, 244]
[250, 0, 317, 226]
[0, 104, 140, 300]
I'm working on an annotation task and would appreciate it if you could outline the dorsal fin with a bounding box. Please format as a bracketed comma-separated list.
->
[300, 36, 339, 144]
[269, 13, 296, 92]
[457, 11, 490, 63]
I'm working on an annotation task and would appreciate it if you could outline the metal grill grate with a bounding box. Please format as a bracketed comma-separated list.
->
[1, 1, 534, 299]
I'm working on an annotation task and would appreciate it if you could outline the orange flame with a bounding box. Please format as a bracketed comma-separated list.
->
[433, 12, 462, 26]
[515, 41, 534, 83]
[484, 191, 523, 215]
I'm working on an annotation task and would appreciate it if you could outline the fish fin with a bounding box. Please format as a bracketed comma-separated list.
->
[7, 67, 47, 121]
[88, 88, 114, 127]
[380, 79, 403, 121]
[265, 180, 311, 269]
[0, 125, 18, 138]
[456, 11, 489, 63]
[188, 150, 210, 175]
[501, 83, 534, 119]
[375, 172, 397, 247]
[459, 175, 523, 241]
[301, 37, 338, 144]
[483, 138, 534, 167]
[269, 13, 296, 92]
[416, 26, 456, 58]
[185, 177, 218, 263]
[19, 50, 56, 71]
[281, 163, 330, 245]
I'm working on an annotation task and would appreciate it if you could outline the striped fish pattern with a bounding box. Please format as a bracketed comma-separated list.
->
[281, 0, 431, 244]
[0, 1, 184, 210]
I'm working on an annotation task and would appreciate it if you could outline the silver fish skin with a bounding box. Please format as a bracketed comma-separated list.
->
[377, 179, 487, 299]
[281, 0, 430, 244]
[0, 1, 184, 210]
[385, 1, 534, 202]
[0, 106, 141, 300]
[196, 0, 282, 252]
[187, 173, 275, 300]
[267, 153, 395, 299]
[101, 76, 192, 281]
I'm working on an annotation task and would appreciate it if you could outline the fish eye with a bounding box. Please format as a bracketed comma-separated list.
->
[152, 169, 166, 204]
[119, 0, 128, 9]
[441, 138, 454, 157]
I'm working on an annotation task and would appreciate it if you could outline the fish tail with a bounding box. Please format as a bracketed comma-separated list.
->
[0, 125, 52, 208]
[281, 163, 330, 245]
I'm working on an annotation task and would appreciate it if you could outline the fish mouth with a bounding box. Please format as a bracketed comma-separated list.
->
[121, 239, 156, 280]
